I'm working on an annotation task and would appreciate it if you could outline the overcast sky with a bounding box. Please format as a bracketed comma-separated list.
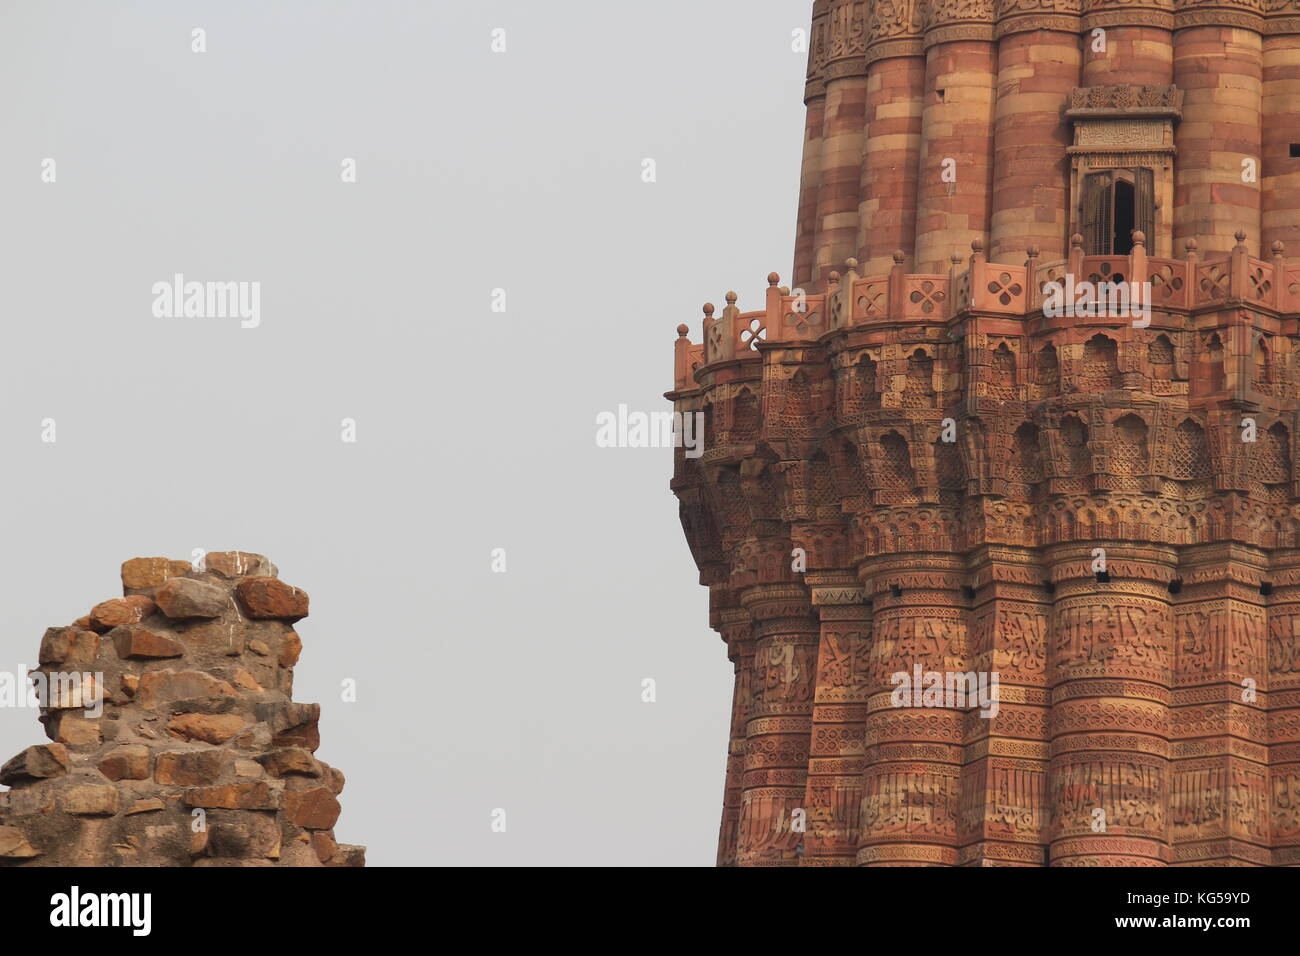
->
[0, 0, 807, 865]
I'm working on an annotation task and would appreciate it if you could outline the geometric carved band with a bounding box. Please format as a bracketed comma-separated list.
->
[811, 586, 866, 606]
[864, 37, 925, 66]
[923, 24, 996, 48]
[1174, 9, 1263, 30]
[1082, 11, 1176, 30]
[995, 14, 1083, 37]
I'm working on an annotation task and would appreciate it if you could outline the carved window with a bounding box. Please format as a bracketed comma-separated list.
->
[1170, 419, 1210, 480]
[808, 453, 837, 508]
[828, 438, 869, 498]
[936, 438, 963, 490]
[856, 355, 880, 409]
[993, 343, 1016, 385]
[732, 389, 759, 441]
[1082, 168, 1154, 255]
[1110, 414, 1149, 477]
[717, 466, 748, 529]
[1255, 337, 1276, 396]
[903, 349, 934, 409]
[1061, 415, 1091, 476]
[1255, 423, 1291, 484]
[1007, 423, 1042, 484]
[1149, 335, 1174, 381]
[1081, 334, 1119, 391]
[780, 370, 811, 427]
[755, 468, 781, 521]
[879, 432, 914, 490]
[1036, 344, 1059, 391]
[1203, 333, 1225, 393]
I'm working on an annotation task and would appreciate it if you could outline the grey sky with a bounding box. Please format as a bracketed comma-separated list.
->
[0, 0, 807, 865]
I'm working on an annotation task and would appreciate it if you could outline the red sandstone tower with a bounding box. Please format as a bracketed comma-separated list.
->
[669, 0, 1300, 866]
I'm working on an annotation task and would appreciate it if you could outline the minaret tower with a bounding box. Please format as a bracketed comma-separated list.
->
[670, 0, 1300, 866]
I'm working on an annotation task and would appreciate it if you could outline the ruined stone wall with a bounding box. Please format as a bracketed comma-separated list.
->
[0, 553, 363, 867]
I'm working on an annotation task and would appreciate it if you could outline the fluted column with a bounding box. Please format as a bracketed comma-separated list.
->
[735, 583, 818, 866]
[1172, 544, 1271, 865]
[856, 3, 924, 274]
[1267, 549, 1300, 864]
[794, 0, 833, 291]
[1262, 24, 1300, 256]
[913, 2, 997, 272]
[800, 573, 871, 865]
[1173, 7, 1263, 256]
[1081, 1, 1175, 86]
[857, 553, 968, 866]
[716, 607, 754, 867]
[989, 6, 1082, 263]
[1045, 544, 1176, 866]
[961, 545, 1052, 866]
[812, 0, 871, 287]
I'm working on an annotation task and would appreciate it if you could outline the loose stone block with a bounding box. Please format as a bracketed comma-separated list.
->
[154, 577, 229, 619]
[235, 578, 309, 621]
[0, 744, 70, 785]
[97, 745, 150, 782]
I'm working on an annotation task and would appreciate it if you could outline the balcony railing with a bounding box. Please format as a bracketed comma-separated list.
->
[673, 231, 1300, 391]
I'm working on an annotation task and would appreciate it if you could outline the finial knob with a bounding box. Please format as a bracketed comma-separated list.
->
[971, 238, 984, 253]
[676, 324, 690, 337]
[1132, 230, 1146, 246]
[1235, 229, 1247, 243]
[828, 271, 840, 284]
[1070, 233, 1083, 248]
[767, 272, 780, 286]
[1185, 238, 1197, 252]
[703, 302, 715, 317]
[951, 252, 962, 265]
[1273, 240, 1285, 256]
[846, 258, 858, 272]
[1027, 243, 1040, 258]
[725, 290, 737, 304]
[892, 249, 905, 264]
